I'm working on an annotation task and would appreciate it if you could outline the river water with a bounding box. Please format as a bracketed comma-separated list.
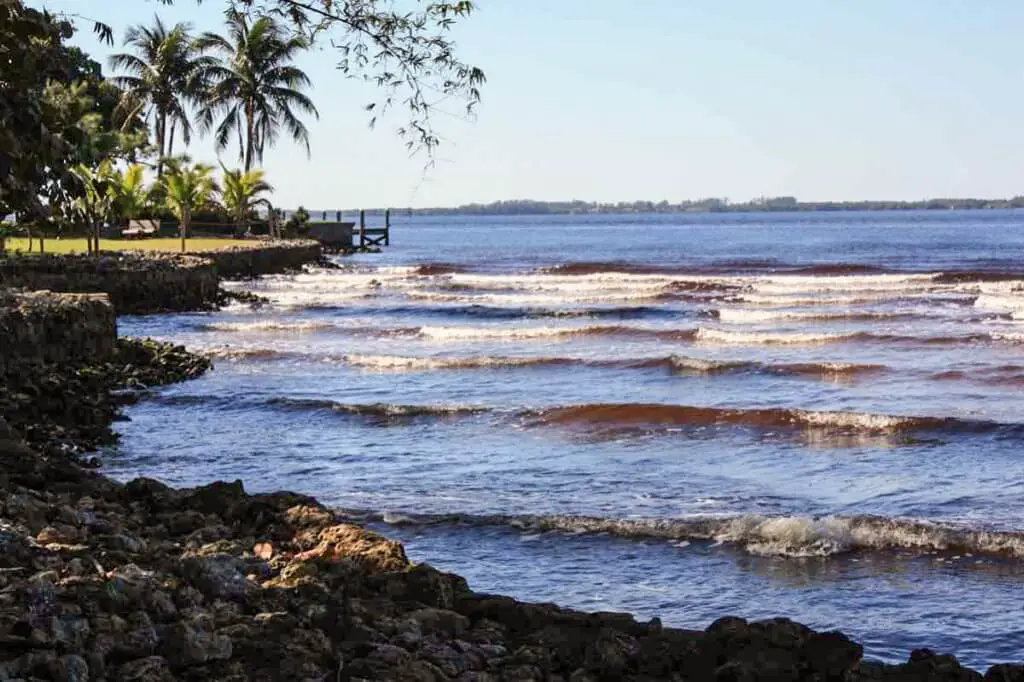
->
[108, 210, 1024, 667]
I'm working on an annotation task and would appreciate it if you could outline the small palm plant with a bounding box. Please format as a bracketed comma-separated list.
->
[220, 165, 273, 235]
[69, 161, 118, 254]
[110, 163, 150, 228]
[159, 158, 219, 252]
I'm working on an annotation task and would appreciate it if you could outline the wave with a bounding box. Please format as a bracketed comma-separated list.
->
[200, 347, 291, 360]
[265, 397, 488, 419]
[347, 509, 1024, 559]
[694, 327, 992, 347]
[694, 328, 856, 345]
[934, 270, 1024, 284]
[411, 263, 463, 276]
[200, 320, 336, 332]
[340, 353, 885, 382]
[417, 324, 697, 342]
[715, 308, 913, 324]
[522, 403, 1024, 440]
[974, 293, 1024, 313]
[540, 261, 683, 276]
[539, 260, 900, 277]
[525, 403, 942, 433]
[786, 264, 893, 275]
[344, 354, 573, 371]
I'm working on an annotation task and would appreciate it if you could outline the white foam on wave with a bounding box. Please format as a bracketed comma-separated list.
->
[407, 290, 664, 306]
[715, 308, 899, 324]
[975, 293, 1024, 313]
[991, 332, 1024, 344]
[752, 273, 938, 295]
[694, 327, 850, 346]
[344, 354, 557, 370]
[736, 293, 913, 307]
[359, 510, 1024, 559]
[203, 320, 336, 332]
[790, 409, 917, 431]
[418, 325, 603, 341]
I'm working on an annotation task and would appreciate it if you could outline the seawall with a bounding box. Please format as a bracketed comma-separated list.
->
[195, 240, 322, 279]
[0, 240, 322, 314]
[0, 290, 117, 375]
[0, 290, 210, 455]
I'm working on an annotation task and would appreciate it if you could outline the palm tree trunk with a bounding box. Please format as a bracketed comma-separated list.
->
[156, 113, 167, 177]
[244, 102, 255, 172]
[180, 208, 190, 253]
[168, 119, 176, 159]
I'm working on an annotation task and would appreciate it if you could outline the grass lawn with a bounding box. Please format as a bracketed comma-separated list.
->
[5, 237, 255, 255]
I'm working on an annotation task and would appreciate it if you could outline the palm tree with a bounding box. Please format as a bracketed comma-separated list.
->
[109, 16, 212, 176]
[221, 164, 273, 235]
[110, 163, 150, 227]
[159, 158, 219, 252]
[196, 9, 318, 171]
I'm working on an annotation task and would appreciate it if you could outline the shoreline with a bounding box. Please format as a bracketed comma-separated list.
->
[1, 260, 1022, 679]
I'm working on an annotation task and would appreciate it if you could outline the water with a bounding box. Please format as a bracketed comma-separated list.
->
[108, 210, 1024, 668]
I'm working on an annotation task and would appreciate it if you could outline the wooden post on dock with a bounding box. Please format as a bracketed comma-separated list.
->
[384, 209, 390, 246]
[359, 210, 366, 248]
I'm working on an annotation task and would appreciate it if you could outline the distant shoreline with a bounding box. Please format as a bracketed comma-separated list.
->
[312, 198, 1024, 217]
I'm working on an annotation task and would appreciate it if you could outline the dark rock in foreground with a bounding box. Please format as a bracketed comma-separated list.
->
[0, 425, 1017, 681]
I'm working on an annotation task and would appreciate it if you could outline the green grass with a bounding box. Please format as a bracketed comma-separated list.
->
[5, 237, 256, 255]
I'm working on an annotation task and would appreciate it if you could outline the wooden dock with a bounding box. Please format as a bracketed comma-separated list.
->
[307, 209, 391, 252]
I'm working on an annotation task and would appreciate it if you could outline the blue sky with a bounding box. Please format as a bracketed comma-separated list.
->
[39, 1, 1024, 208]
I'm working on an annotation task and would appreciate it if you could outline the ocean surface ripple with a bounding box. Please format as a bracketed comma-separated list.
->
[109, 211, 1024, 668]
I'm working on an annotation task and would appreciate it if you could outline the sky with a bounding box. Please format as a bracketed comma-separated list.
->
[37, 0, 1024, 209]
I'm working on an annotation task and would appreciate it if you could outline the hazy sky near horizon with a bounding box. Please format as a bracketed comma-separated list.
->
[39, 1, 1024, 208]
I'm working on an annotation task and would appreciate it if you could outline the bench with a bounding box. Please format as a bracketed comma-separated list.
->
[122, 220, 160, 239]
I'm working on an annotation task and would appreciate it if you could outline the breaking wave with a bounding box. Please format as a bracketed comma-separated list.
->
[200, 320, 337, 332]
[694, 328, 856, 345]
[346, 509, 1024, 559]
[417, 324, 696, 342]
[344, 354, 572, 371]
[341, 353, 885, 379]
[522, 403, 1024, 439]
[265, 397, 489, 420]
[715, 308, 913, 324]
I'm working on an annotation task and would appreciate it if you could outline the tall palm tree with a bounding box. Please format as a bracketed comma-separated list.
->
[159, 158, 219, 252]
[196, 9, 318, 172]
[109, 16, 211, 176]
[221, 164, 273, 235]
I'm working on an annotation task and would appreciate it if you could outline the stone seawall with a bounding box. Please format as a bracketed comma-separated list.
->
[0, 291, 117, 376]
[196, 240, 322, 279]
[0, 253, 217, 314]
[0, 241, 322, 314]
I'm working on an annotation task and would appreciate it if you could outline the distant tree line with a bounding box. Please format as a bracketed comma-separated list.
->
[398, 196, 1024, 216]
